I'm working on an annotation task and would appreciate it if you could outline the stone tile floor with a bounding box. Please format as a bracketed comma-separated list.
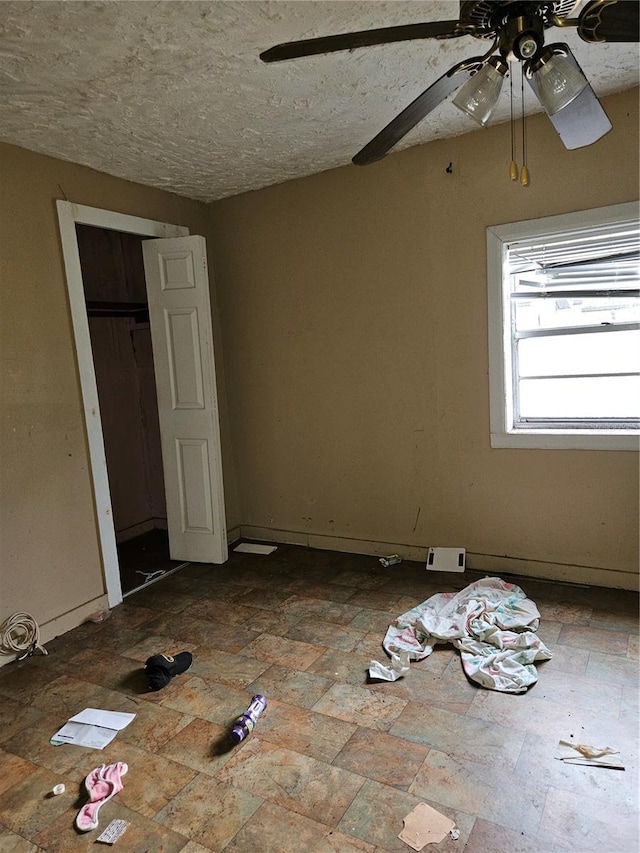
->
[0, 545, 637, 852]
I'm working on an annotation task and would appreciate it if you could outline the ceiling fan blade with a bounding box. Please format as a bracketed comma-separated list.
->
[352, 61, 477, 166]
[526, 46, 612, 149]
[577, 0, 640, 42]
[260, 20, 463, 62]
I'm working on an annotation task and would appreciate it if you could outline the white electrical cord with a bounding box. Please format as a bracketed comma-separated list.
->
[0, 612, 48, 660]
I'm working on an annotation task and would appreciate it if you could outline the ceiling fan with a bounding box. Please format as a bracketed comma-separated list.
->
[260, 1, 639, 167]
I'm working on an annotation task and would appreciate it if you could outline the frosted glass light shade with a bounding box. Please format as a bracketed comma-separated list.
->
[533, 51, 588, 115]
[453, 58, 507, 126]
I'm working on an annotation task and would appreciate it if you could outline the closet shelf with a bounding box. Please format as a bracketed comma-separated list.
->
[86, 301, 149, 320]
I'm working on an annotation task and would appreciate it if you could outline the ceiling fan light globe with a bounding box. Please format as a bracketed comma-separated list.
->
[452, 58, 508, 126]
[533, 51, 589, 114]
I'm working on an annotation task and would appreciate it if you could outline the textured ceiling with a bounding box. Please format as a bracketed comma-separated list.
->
[0, 1, 638, 202]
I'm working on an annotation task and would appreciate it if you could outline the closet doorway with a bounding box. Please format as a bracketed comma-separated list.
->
[76, 224, 185, 595]
[58, 202, 227, 608]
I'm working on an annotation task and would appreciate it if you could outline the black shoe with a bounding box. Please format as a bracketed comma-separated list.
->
[144, 651, 193, 691]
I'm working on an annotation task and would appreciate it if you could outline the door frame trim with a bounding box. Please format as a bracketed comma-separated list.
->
[56, 201, 188, 608]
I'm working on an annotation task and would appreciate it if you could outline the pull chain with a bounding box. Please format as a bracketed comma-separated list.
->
[509, 70, 518, 181]
[520, 64, 530, 187]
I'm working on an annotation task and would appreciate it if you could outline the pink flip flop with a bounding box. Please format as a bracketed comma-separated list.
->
[75, 762, 128, 832]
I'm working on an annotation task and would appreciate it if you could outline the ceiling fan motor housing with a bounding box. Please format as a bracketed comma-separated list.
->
[459, 1, 581, 62]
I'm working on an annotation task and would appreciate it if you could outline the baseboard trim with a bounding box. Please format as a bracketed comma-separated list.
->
[239, 525, 639, 591]
[116, 518, 167, 544]
[467, 552, 638, 591]
[227, 525, 242, 546]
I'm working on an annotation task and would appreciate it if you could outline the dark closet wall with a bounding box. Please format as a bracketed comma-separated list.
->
[78, 225, 166, 541]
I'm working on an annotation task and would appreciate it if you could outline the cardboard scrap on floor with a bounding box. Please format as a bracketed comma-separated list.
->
[97, 819, 129, 845]
[399, 802, 456, 851]
[233, 543, 277, 555]
[555, 739, 624, 769]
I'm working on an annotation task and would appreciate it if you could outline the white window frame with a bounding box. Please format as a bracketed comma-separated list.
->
[487, 202, 640, 450]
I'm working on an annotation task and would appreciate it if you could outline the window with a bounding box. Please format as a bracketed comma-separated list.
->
[487, 202, 640, 450]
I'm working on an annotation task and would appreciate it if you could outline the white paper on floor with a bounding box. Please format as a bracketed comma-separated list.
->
[369, 650, 411, 681]
[233, 543, 277, 555]
[555, 739, 624, 769]
[376, 576, 552, 693]
[398, 802, 456, 851]
[51, 708, 136, 749]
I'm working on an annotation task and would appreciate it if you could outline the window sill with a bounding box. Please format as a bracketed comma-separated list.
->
[491, 430, 640, 450]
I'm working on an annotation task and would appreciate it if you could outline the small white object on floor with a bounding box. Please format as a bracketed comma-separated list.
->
[52, 784, 65, 796]
[379, 554, 402, 567]
[88, 610, 111, 623]
[399, 802, 456, 851]
[426, 547, 466, 572]
[368, 650, 411, 682]
[233, 542, 277, 555]
[450, 827, 461, 840]
[555, 739, 624, 769]
[97, 819, 129, 844]
[135, 570, 166, 583]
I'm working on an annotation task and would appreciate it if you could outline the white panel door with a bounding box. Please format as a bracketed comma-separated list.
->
[142, 236, 227, 563]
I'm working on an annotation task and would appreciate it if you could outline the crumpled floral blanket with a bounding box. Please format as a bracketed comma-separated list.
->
[379, 576, 552, 693]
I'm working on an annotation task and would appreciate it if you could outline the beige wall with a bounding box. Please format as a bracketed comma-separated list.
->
[0, 142, 239, 653]
[208, 87, 639, 590]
